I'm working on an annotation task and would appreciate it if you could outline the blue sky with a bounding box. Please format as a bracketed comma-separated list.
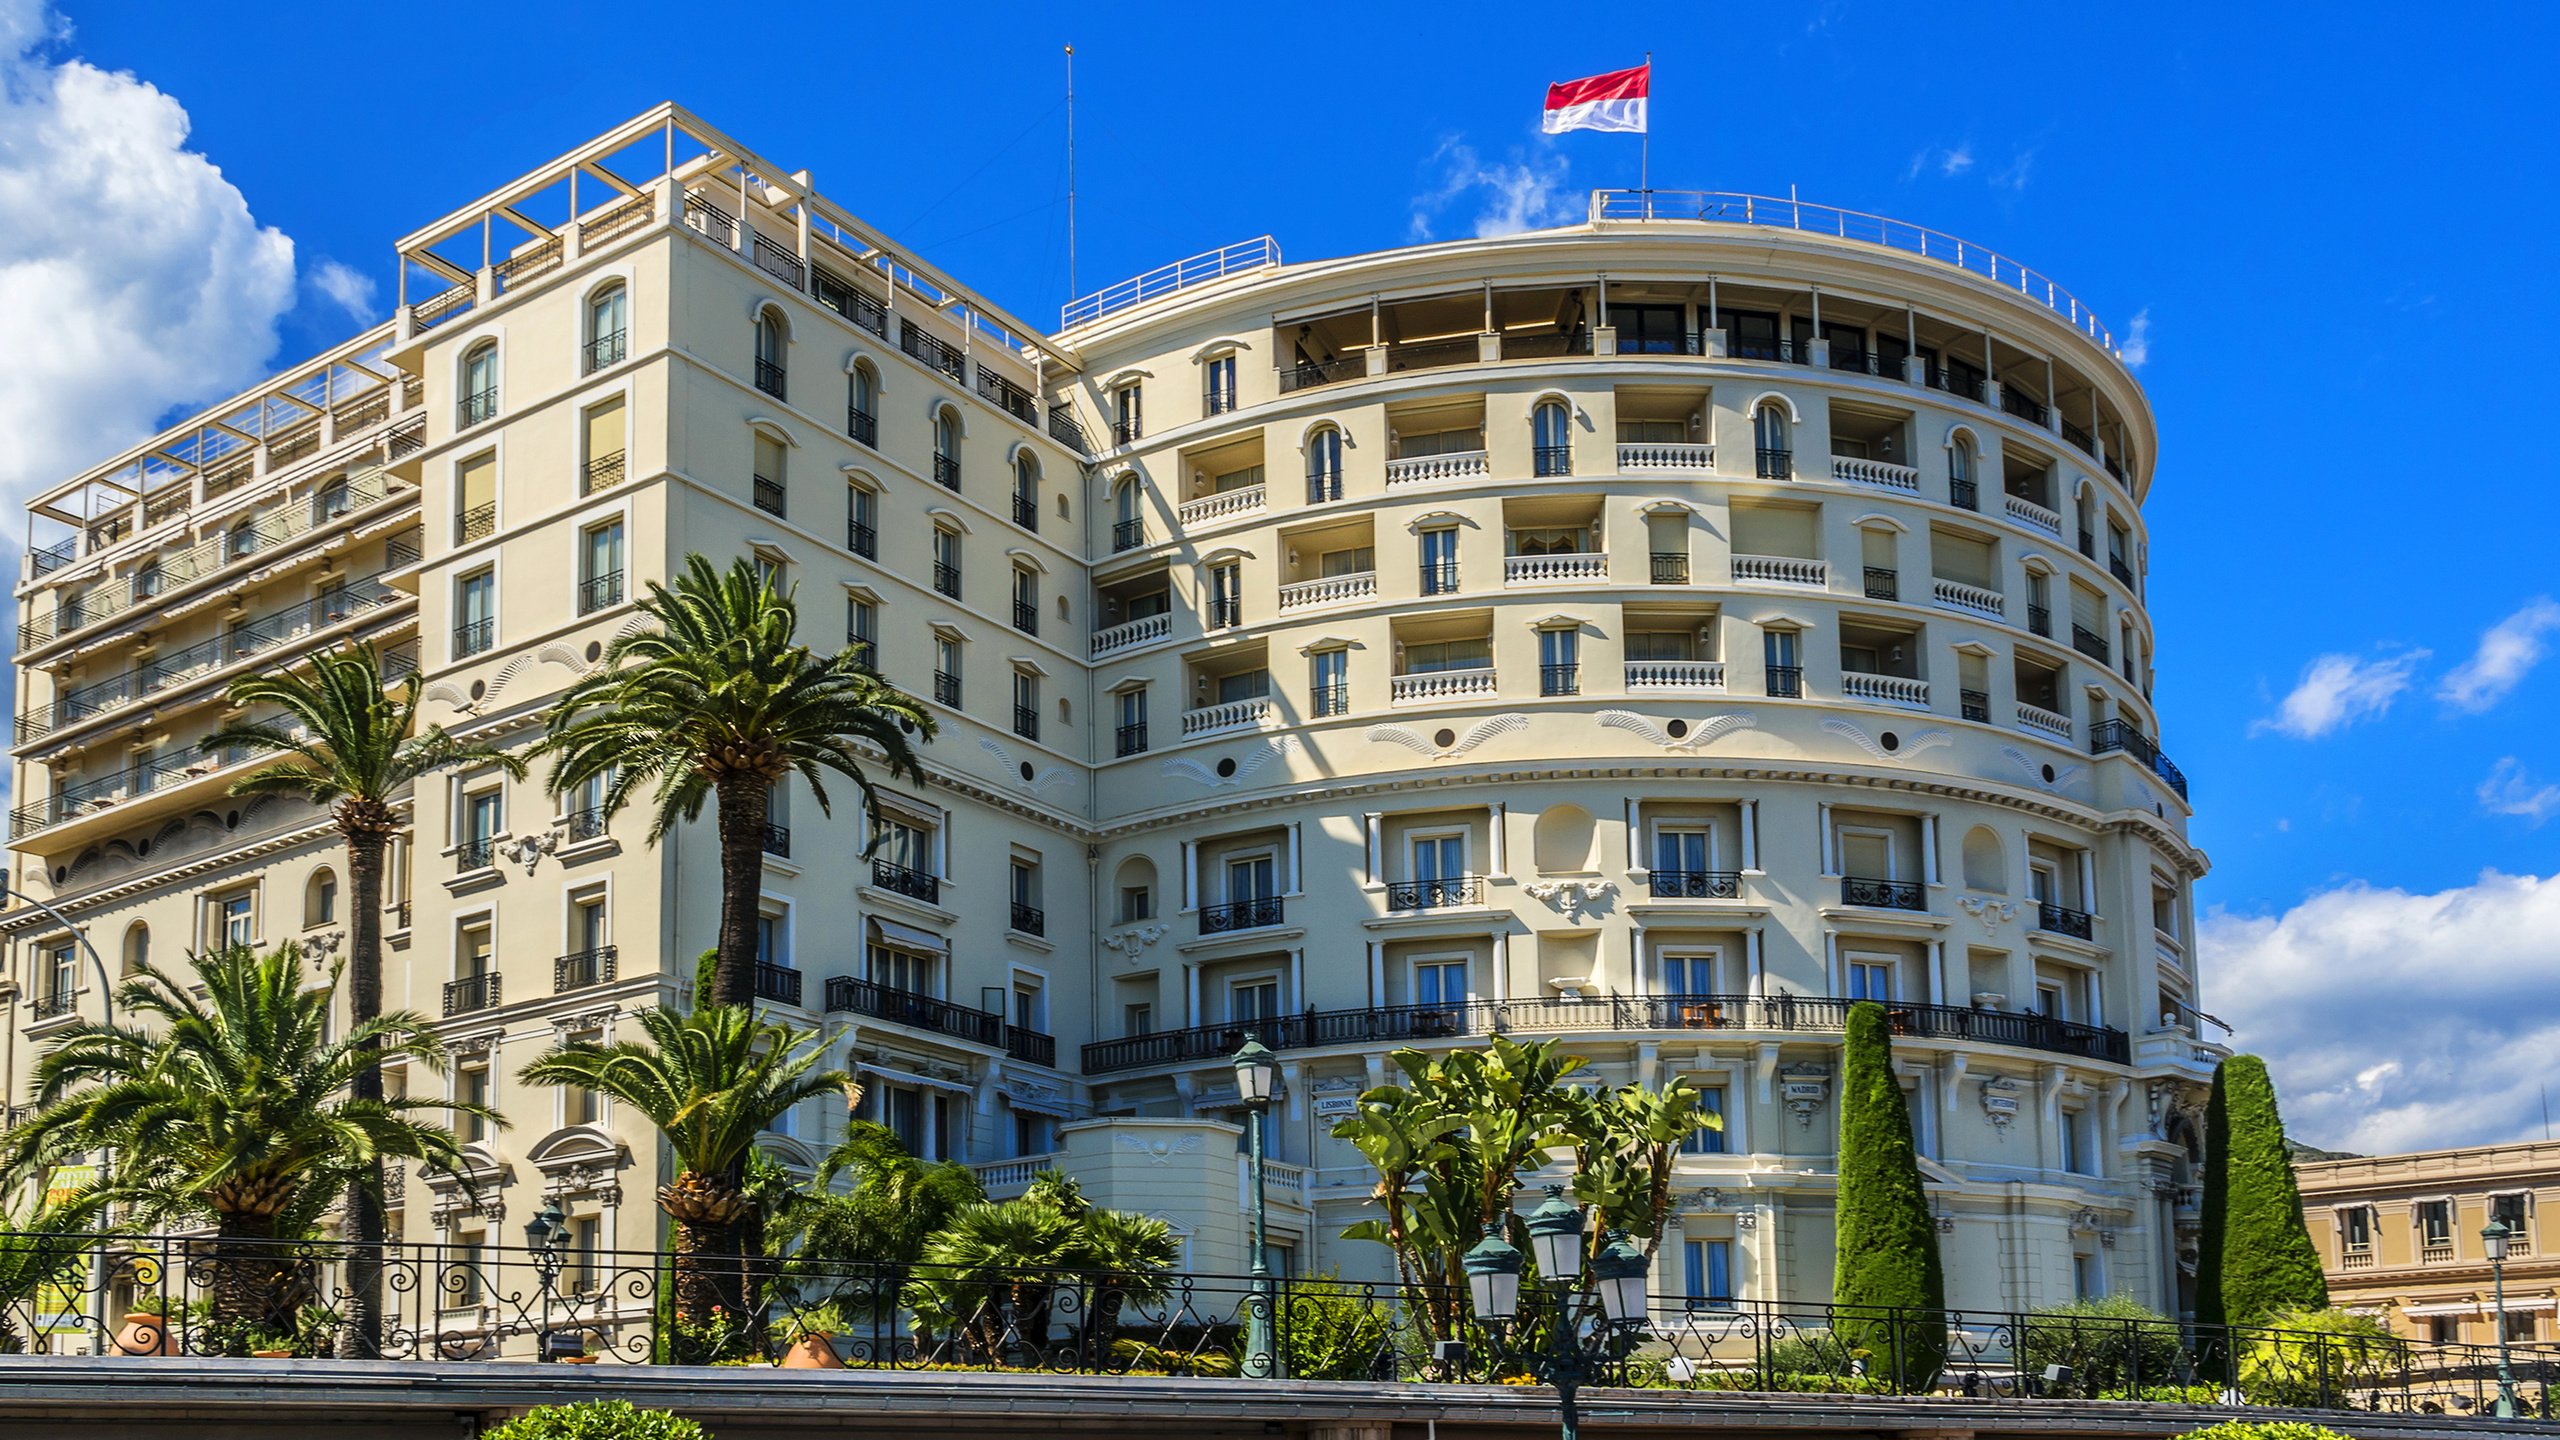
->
[6, 0, 2560, 1150]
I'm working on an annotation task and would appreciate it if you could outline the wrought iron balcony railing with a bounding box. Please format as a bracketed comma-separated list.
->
[1648, 870, 1741, 899]
[1198, 896, 1284, 934]
[554, 946, 617, 992]
[869, 859, 941, 904]
[1841, 875, 1925, 911]
[1387, 876, 1481, 911]
[753, 961, 802, 1006]
[826, 974, 1001, 1045]
[2037, 901, 2095, 940]
[442, 973, 500, 1016]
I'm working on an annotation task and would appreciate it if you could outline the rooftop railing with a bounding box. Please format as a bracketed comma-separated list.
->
[1061, 236, 1282, 329]
[1589, 189, 2123, 359]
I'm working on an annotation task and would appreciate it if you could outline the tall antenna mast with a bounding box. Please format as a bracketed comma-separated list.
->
[1064, 44, 1079, 298]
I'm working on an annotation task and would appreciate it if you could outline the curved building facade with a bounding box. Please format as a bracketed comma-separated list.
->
[1052, 193, 2216, 1316]
[2, 108, 2218, 1336]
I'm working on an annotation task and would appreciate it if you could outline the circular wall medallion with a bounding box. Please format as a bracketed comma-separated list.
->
[468, 679, 487, 701]
[1434, 728, 1457, 748]
[1666, 718, 1690, 740]
[585, 641, 603, 664]
[2041, 764, 2057, 784]
[1019, 762, 1035, 782]
[1880, 731, 1901, 752]
[1215, 757, 1238, 778]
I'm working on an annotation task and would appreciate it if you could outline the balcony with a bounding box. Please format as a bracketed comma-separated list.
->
[753, 474, 786, 517]
[1080, 991, 2131, 1074]
[977, 367, 1039, 425]
[1649, 870, 1740, 899]
[1391, 668, 1496, 704]
[1112, 416, 1143, 446]
[870, 859, 942, 904]
[442, 973, 501, 1016]
[1115, 722, 1148, 756]
[1278, 355, 1364, 393]
[1931, 578, 2004, 619]
[1960, 688, 1991, 723]
[932, 562, 961, 598]
[2002, 387, 2050, 427]
[1766, 665, 1804, 698]
[2004, 494, 2064, 537]
[1504, 552, 1605, 586]
[1419, 561, 1461, 596]
[1311, 682, 1349, 717]
[1181, 697, 1269, 737]
[583, 328, 628, 374]
[1650, 553, 1689, 583]
[933, 455, 962, 491]
[1012, 705, 1039, 741]
[899, 323, 965, 381]
[458, 387, 498, 428]
[457, 502, 496, 544]
[1278, 572, 1376, 612]
[2037, 901, 2095, 940]
[1617, 442, 1714, 472]
[1842, 673, 1930, 710]
[1755, 446, 1792, 480]
[454, 618, 495, 658]
[577, 571, 623, 615]
[1841, 875, 1924, 910]
[848, 519, 877, 559]
[2027, 603, 2053, 638]
[30, 989, 75, 1022]
[1198, 896, 1284, 935]
[2090, 718, 2190, 800]
[763, 824, 791, 858]
[554, 947, 617, 993]
[1091, 613, 1170, 657]
[1307, 471, 1343, 505]
[1206, 596, 1243, 630]
[1012, 493, 1039, 531]
[1012, 600, 1039, 636]
[1532, 445, 1573, 477]
[1833, 456, 1919, 493]
[2016, 703, 2073, 742]
[1949, 478, 1979, 511]
[753, 962, 804, 1006]
[752, 232, 804, 289]
[1049, 408, 1090, 455]
[1863, 566, 1899, 601]
[1005, 1025, 1058, 1067]
[825, 974, 1002, 1046]
[1624, 660, 1726, 692]
[1733, 554, 1827, 587]
[2071, 625, 2112, 664]
[582, 450, 627, 495]
[847, 406, 879, 448]
[1006, 899, 1045, 936]
[1203, 383, 1239, 417]
[933, 670, 961, 706]
[1540, 663, 1580, 696]
[1388, 875, 1481, 911]
[754, 359, 787, 401]
[1178, 485, 1264, 529]
[1111, 518, 1145, 553]
[1386, 451, 1488, 487]
[563, 806, 608, 842]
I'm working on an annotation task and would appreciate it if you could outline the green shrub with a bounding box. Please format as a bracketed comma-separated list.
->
[2210, 1057, 2329, 1329]
[2174, 1423, 2356, 1440]
[2235, 1307, 2402, 1409]
[1830, 1002, 1947, 1389]
[2015, 1295, 2188, 1397]
[485, 1400, 711, 1440]
[1274, 1274, 1398, 1380]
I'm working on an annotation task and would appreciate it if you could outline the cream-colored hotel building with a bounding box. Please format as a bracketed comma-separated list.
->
[1, 105, 2221, 1320]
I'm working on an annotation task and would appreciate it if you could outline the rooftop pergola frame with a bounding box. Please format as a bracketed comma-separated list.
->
[390, 102, 1067, 374]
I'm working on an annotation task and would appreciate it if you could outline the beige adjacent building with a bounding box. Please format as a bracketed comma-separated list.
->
[2299, 1140, 2558, 1346]
[3, 103, 2219, 1327]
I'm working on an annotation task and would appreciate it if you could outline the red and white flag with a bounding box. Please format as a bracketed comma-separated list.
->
[1543, 63, 1650, 135]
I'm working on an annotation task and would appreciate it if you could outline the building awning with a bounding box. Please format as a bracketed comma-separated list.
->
[869, 918, 948, 955]
[2401, 1298, 2556, 1317]
[858, 1062, 973, 1096]
[1000, 1087, 1074, 1118]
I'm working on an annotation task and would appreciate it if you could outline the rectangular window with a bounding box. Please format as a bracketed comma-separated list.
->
[216, 892, 256, 949]
[2060, 1109, 2085, 1173]
[455, 570, 496, 657]
[1207, 563, 1242, 629]
[1119, 884, 1152, 923]
[1763, 628, 1801, 696]
[1215, 668, 1271, 704]
[1225, 853, 1277, 903]
[579, 520, 625, 614]
[848, 597, 877, 668]
[1848, 958, 1894, 1002]
[1682, 1239, 1732, 1306]
[1539, 627, 1580, 695]
[1204, 355, 1237, 413]
[2420, 1199, 2454, 1251]
[1124, 1001, 1153, 1036]
[1419, 528, 1460, 594]
[1310, 649, 1349, 717]
[456, 453, 496, 541]
[1655, 828, 1712, 874]
[1318, 546, 1374, 578]
[1011, 669, 1040, 740]
[1409, 833, 1465, 884]
[2072, 1253, 2098, 1300]
[1116, 687, 1149, 755]
[1681, 1085, 1728, 1155]
[2492, 1192, 2529, 1233]
[1413, 959, 1466, 1006]
[581, 399, 626, 493]
[2341, 1206, 2373, 1253]
[753, 433, 788, 516]
[459, 1063, 491, 1143]
[566, 1216, 601, 1294]
[1229, 977, 1281, 1022]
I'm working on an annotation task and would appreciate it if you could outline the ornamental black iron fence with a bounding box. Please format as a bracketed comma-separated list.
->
[0, 1232, 2551, 1419]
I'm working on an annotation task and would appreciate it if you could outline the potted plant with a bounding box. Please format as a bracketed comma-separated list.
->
[777, 1300, 847, 1369]
[244, 1324, 297, 1359]
[114, 1294, 170, 1357]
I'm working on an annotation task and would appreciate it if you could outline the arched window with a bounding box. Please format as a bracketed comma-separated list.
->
[752, 310, 787, 399]
[306, 869, 338, 927]
[460, 342, 499, 426]
[932, 408, 961, 490]
[847, 363, 879, 446]
[1949, 433, 1978, 510]
[1306, 426, 1344, 503]
[1111, 477, 1142, 551]
[585, 284, 629, 372]
[1532, 401, 1573, 477]
[120, 922, 148, 976]
[1753, 402, 1792, 480]
[1013, 452, 1040, 530]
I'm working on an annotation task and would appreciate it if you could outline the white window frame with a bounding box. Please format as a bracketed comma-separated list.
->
[1410, 952, 1470, 1007]
[1836, 824, 1900, 881]
[1844, 949, 1899, 1002]
[1225, 970, 1284, 1023]
[1404, 826, 1470, 883]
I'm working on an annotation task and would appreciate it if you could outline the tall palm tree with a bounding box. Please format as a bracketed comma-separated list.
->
[0, 945, 489, 1329]
[200, 639, 522, 1356]
[536, 555, 934, 1009]
[518, 1004, 849, 1321]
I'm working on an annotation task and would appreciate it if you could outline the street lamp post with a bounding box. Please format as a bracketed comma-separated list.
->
[1461, 1187, 1650, 1440]
[524, 1199, 568, 1361]
[2484, 1218, 2518, 1418]
[2, 879, 117, 1357]
[1232, 1038, 1280, 1379]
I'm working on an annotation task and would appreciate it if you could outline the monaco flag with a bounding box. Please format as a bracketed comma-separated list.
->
[1542, 63, 1650, 135]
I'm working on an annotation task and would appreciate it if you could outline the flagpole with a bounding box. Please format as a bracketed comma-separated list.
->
[1640, 50, 1651, 198]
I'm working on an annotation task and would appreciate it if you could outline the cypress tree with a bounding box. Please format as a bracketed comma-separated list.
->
[2195, 1065, 2229, 1335]
[1832, 1000, 1947, 1387]
[2209, 1054, 2328, 1329]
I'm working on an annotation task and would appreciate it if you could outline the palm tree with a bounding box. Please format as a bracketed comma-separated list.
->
[518, 1004, 849, 1321]
[0, 945, 489, 1330]
[200, 639, 522, 1356]
[770, 1121, 984, 1320]
[903, 1172, 1179, 1364]
[535, 555, 934, 1009]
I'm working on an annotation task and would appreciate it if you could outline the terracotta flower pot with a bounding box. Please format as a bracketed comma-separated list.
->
[559, 1354, 600, 1365]
[251, 1349, 293, 1360]
[780, 1334, 840, 1369]
[113, 1313, 168, 1357]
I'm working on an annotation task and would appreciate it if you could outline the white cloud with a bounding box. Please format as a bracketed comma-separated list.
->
[1991, 148, 2037, 191]
[2479, 757, 2560, 824]
[311, 259, 376, 319]
[2250, 649, 2430, 739]
[0, 0, 297, 505]
[2438, 597, 2560, 712]
[1939, 143, 1974, 178]
[2119, 306, 2151, 368]
[1409, 138, 1577, 243]
[2204, 872, 2560, 1153]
